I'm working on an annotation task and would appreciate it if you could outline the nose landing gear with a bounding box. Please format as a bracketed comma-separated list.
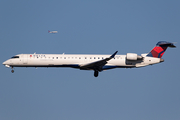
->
[11, 67, 14, 73]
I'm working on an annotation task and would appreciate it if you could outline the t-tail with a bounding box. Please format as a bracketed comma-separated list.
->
[147, 41, 176, 58]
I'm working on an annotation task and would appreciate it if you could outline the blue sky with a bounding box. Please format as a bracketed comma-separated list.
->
[0, 0, 180, 120]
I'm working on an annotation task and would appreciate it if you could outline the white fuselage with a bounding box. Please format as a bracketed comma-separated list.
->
[3, 53, 162, 70]
[3, 41, 175, 77]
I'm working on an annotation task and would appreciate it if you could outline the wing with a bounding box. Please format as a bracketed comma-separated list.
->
[80, 51, 118, 71]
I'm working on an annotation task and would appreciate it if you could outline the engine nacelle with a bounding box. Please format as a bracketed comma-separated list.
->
[126, 53, 138, 60]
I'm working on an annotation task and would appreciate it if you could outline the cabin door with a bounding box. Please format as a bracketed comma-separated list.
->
[22, 54, 28, 64]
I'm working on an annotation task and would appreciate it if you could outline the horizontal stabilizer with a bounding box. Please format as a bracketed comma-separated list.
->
[156, 41, 176, 48]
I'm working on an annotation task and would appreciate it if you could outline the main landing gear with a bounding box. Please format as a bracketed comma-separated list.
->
[94, 70, 99, 77]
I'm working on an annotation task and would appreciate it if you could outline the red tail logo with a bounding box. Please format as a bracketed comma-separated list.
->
[147, 41, 176, 58]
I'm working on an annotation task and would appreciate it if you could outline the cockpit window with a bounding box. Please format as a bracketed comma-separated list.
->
[11, 56, 19, 59]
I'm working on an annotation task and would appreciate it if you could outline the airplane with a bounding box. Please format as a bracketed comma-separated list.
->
[48, 30, 58, 33]
[2, 41, 176, 77]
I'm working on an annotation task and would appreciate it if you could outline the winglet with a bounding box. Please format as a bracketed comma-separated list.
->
[110, 51, 118, 58]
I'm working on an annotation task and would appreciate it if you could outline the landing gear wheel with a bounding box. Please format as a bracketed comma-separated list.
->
[11, 67, 14, 73]
[94, 71, 99, 77]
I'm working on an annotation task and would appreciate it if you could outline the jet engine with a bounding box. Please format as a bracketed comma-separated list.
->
[126, 53, 142, 60]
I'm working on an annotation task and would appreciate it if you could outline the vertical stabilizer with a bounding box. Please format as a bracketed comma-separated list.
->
[147, 41, 176, 58]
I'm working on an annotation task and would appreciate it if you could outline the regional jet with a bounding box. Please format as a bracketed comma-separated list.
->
[2, 41, 176, 77]
[48, 30, 58, 33]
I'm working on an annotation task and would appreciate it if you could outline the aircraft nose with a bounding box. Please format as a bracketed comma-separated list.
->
[2, 60, 11, 68]
[3, 61, 7, 65]
[3, 60, 9, 65]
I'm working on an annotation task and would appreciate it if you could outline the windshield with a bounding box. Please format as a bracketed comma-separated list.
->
[11, 56, 19, 59]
